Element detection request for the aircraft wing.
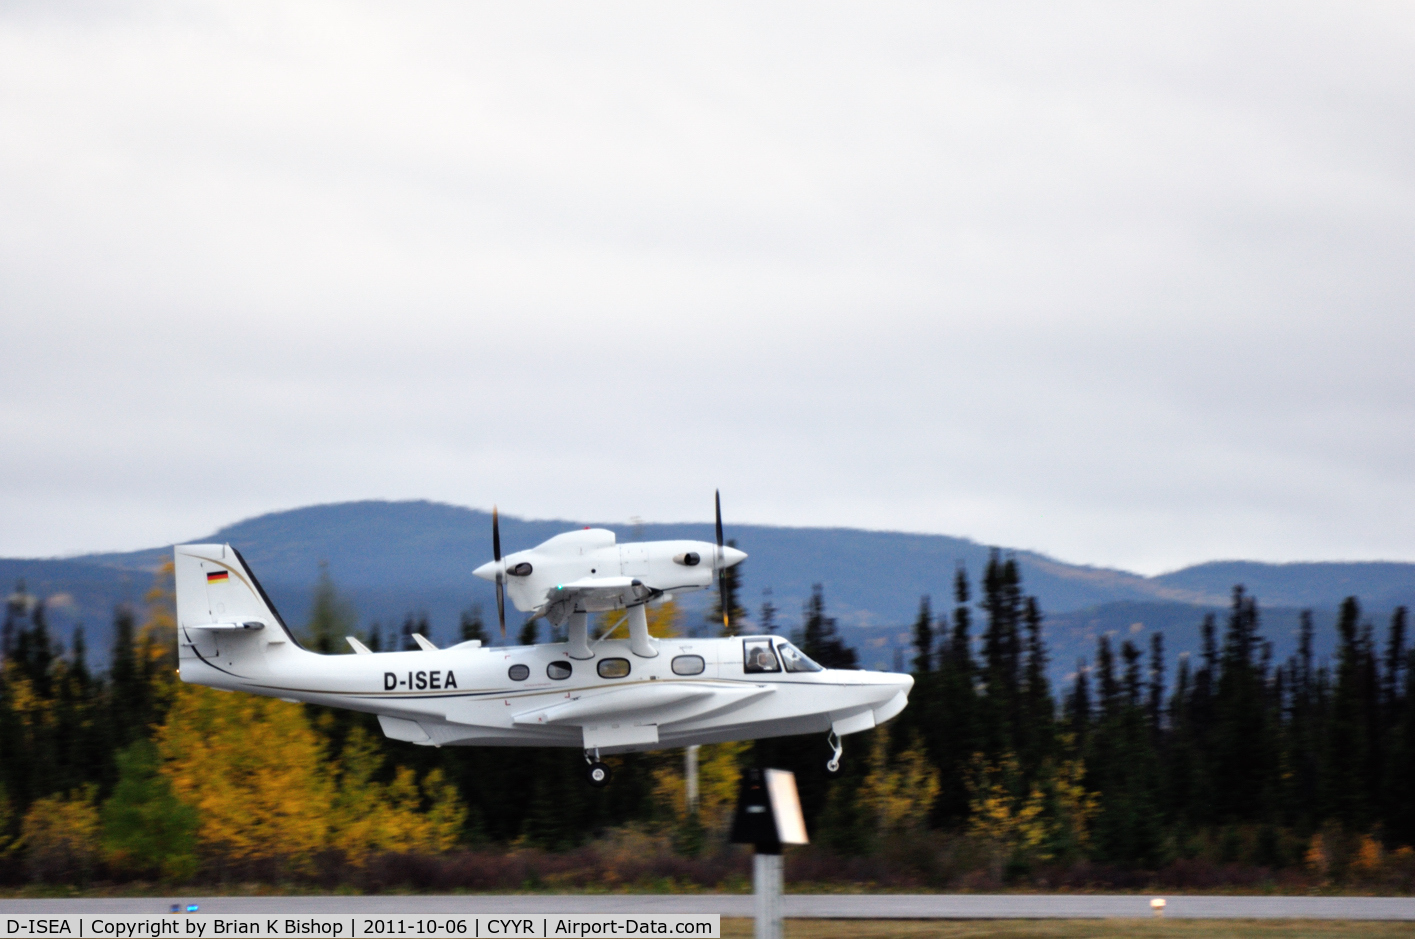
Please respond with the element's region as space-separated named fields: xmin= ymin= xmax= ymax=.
xmin=533 ymin=575 xmax=655 ymax=621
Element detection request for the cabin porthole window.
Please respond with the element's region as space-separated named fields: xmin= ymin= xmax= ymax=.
xmin=671 ymin=654 xmax=705 ymax=676
xmin=547 ymin=661 xmax=572 ymax=680
xmin=598 ymin=657 xmax=631 ymax=679
xmin=508 ymin=664 xmax=530 ymax=681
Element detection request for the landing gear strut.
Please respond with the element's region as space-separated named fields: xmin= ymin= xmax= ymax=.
xmin=585 ymin=748 xmax=612 ymax=788
xmin=824 ymin=730 xmax=843 ymax=777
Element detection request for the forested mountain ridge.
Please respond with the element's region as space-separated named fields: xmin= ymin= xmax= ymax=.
xmin=4 ymin=500 xmax=1414 ymax=675
xmin=6 ymin=542 xmax=1415 ymax=887
xmin=7 ymin=502 xmax=1415 ymax=887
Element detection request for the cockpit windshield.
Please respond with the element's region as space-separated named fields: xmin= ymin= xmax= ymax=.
xmin=777 ymin=641 xmax=823 ymax=673
xmin=743 ymin=638 xmax=780 ymax=673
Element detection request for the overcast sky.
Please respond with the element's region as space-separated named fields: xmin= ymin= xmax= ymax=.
xmin=1 ymin=2 xmax=1412 ymax=575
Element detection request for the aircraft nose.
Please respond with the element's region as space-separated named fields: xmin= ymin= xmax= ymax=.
xmin=472 ymin=560 xmax=500 ymax=582
xmin=720 ymin=545 xmax=747 ymax=568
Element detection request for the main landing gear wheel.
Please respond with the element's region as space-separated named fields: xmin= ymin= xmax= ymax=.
xmin=586 ymin=761 xmax=612 ymax=787
xmin=824 ymin=730 xmax=844 ymax=777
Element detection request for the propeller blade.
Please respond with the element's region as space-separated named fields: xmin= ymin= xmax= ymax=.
xmin=714 ymin=490 xmax=724 ymax=551
xmin=719 ymin=570 xmax=728 ymax=631
xmin=493 ymin=506 xmax=506 ymax=637
xmin=496 ymin=579 xmax=506 ymax=638
xmin=715 ymin=490 xmax=728 ymax=632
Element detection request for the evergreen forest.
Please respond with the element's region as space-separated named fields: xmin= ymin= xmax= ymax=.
xmin=3 ymin=550 xmax=1415 ymax=893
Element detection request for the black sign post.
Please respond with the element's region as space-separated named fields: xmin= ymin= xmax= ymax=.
xmin=731 ymin=768 xmax=808 ymax=939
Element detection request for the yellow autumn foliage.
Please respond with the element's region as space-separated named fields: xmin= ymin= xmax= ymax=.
xmin=857 ymin=727 xmax=940 ymax=835
xmin=141 ymin=561 xmax=180 ymax=713
xmin=158 ymin=684 xmax=333 ymax=869
xmin=20 ymin=785 xmax=101 ymax=882
xmin=1352 ymin=833 xmax=1384 ymax=878
xmin=142 ymin=560 xmax=178 ymax=658
xmin=0 ymin=782 xmax=13 ymax=857
xmin=967 ymin=753 xmax=1047 ymax=858
xmin=596 ymin=600 xmax=682 ymax=640
xmin=652 ymin=740 xmax=748 ymax=838
xmin=3 ymin=665 xmax=51 ymax=747
xmin=966 ymin=751 xmax=1096 ymax=866
xmin=328 ymin=726 xmax=465 ymax=862
xmin=157 ymin=684 xmax=465 ymax=870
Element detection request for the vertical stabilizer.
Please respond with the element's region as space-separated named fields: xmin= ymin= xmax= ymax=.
xmin=173 ymin=544 xmax=304 ymax=679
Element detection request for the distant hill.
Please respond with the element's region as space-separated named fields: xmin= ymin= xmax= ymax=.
xmin=3 ymin=500 xmax=1411 ymax=685
xmin=1151 ymin=560 xmax=1415 ymax=612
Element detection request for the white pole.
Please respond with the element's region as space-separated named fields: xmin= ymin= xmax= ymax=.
xmin=686 ymin=745 xmax=700 ymax=814
xmin=753 ymin=853 xmax=783 ymax=939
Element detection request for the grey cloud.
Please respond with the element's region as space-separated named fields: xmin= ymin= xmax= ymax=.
xmin=1 ymin=3 xmax=1412 ymax=573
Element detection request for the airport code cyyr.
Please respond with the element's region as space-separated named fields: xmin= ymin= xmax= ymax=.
xmin=0 ymin=916 xmax=720 ymax=939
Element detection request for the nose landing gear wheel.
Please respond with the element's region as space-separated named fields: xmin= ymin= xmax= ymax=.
xmin=586 ymin=761 xmax=612 ymax=787
xmin=824 ymin=730 xmax=844 ymax=777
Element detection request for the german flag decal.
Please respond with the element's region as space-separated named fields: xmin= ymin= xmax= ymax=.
xmin=206 ymin=570 xmax=230 ymax=584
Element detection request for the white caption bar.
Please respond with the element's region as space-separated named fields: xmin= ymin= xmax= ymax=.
xmin=0 ymin=916 xmax=719 ymax=939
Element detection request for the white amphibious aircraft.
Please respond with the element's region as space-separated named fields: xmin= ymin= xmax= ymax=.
xmin=174 ymin=495 xmax=913 ymax=785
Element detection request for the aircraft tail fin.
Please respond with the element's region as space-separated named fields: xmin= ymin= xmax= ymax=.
xmin=174 ymin=544 xmax=305 ymax=678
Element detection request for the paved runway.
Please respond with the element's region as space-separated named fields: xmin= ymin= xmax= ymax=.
xmin=3 ymin=894 xmax=1414 ymax=919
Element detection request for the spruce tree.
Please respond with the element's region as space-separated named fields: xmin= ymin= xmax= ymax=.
xmin=1323 ymin=596 xmax=1372 ymax=826
xmin=929 ymin=565 xmax=977 ymax=825
xmin=1147 ymin=632 xmax=1165 ymax=735
xmin=1387 ymin=648 xmax=1415 ymax=846
xmin=895 ymin=595 xmax=936 ymax=773
xmin=401 ymin=612 xmax=432 ymax=650
xmin=1386 ymin=608 xmax=1408 ymax=716
xmin=911 ymin=596 xmax=934 ymax=674
xmin=1212 ymin=586 xmax=1269 ymax=822
xmin=1087 ymin=635 xmax=1163 ymax=866
xmin=759 ymin=589 xmax=777 ymax=636
xmin=1097 ymin=635 xmax=1118 ymax=715
xmin=1283 ymin=610 xmax=1320 ymax=828
xmin=1164 ymin=653 xmax=1196 ymax=825
xmin=1020 ymin=596 xmax=1053 ymax=776
xmin=798 ymin=585 xmax=856 ymax=669
xmin=108 ymin=605 xmax=143 ymax=748
xmin=1 ymin=579 xmax=26 ymax=662
xmin=1383 ymin=608 xmax=1411 ymax=836
xmin=460 ymin=606 xmax=488 ymax=644
xmin=306 ymin=563 xmax=356 ymax=654
xmin=14 ymin=600 xmax=53 ymax=696
xmin=978 ymin=551 xmax=1023 ymax=761
xmin=1065 ymin=659 xmax=1091 ymax=751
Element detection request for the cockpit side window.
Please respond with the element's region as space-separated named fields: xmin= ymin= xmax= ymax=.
xmin=777 ymin=641 xmax=824 ymax=673
xmin=743 ymin=638 xmax=781 ymax=673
